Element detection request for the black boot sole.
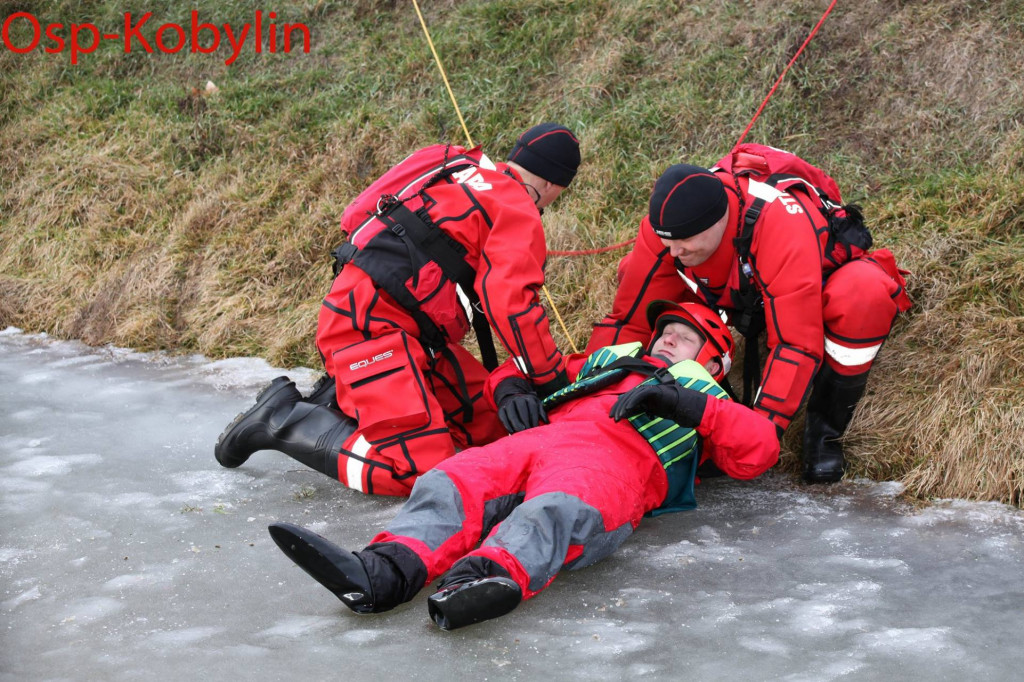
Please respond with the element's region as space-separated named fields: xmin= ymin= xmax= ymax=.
xmin=803 ymin=467 xmax=844 ymax=484
xmin=268 ymin=522 xmax=377 ymax=614
xmin=214 ymin=377 xmax=297 ymax=468
xmin=427 ymin=576 xmax=522 ymax=631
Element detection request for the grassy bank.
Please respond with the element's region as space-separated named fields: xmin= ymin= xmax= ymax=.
xmin=2 ymin=0 xmax=1022 ymax=505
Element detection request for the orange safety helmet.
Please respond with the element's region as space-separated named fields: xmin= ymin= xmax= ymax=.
xmin=646 ymin=300 xmax=734 ymax=382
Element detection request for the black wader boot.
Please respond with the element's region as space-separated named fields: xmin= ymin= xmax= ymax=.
xmin=427 ymin=557 xmax=523 ymax=631
xmin=268 ymin=523 xmax=426 ymax=614
xmin=802 ymin=365 xmax=869 ymax=484
xmin=303 ymin=373 xmax=338 ymax=408
xmin=214 ymin=377 xmax=355 ymax=474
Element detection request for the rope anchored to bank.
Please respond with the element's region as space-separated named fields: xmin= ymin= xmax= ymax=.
xmin=411 ymin=0 xmax=580 ymax=351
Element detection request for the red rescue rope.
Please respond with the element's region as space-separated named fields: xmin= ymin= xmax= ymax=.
xmin=548 ymin=238 xmax=636 ymax=257
xmin=550 ymin=0 xmax=837 ymax=258
xmin=734 ymin=0 xmax=838 ymax=148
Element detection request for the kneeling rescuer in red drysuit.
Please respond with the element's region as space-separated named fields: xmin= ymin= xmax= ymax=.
xmin=268 ymin=301 xmax=780 ymax=631
xmin=588 ymin=146 xmax=912 ymax=483
xmin=215 ymin=123 xmax=581 ymax=496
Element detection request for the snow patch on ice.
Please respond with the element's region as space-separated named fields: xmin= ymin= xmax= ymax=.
xmin=910 ymin=500 xmax=1024 ymax=529
xmin=103 ymin=567 xmax=177 ymax=592
xmin=145 ymin=626 xmax=225 ymax=647
xmin=2 ymin=585 xmax=42 ymax=610
xmin=553 ymin=618 xmax=654 ymax=656
xmin=62 ymin=596 xmax=125 ymax=622
xmin=854 ymin=626 xmax=958 ymax=654
xmin=170 ymin=470 xmax=248 ymax=497
xmin=0 ymin=476 xmax=52 ymax=494
xmin=737 ymin=635 xmax=790 ymax=655
xmin=260 ymin=615 xmax=339 ymax=638
xmin=196 ymin=357 xmax=320 ymax=393
xmin=104 ymin=491 xmax=173 ymax=510
xmin=782 ymin=659 xmax=867 ymax=682
xmin=819 ymin=527 xmax=855 ymax=550
xmin=48 ymin=355 xmax=109 ymax=368
xmin=7 ymin=408 xmax=49 ymax=421
xmin=4 ymin=453 xmax=103 ymax=478
xmin=787 ymin=600 xmax=839 ymax=633
xmin=847 ymin=479 xmax=906 ymax=497
xmin=822 ymin=555 xmax=909 ymax=573
xmin=342 ymin=628 xmax=385 ymax=644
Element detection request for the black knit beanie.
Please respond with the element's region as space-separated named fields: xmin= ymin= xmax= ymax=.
xmin=648 ymin=164 xmax=728 ymax=239
xmin=508 ymin=123 xmax=581 ymax=187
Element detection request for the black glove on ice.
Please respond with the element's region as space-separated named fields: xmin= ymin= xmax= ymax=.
xmin=610 ymin=383 xmax=708 ymax=427
xmin=493 ymin=377 xmax=549 ymax=434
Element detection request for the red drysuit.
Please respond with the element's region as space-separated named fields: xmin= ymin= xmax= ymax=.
xmin=587 ymin=171 xmax=911 ymax=432
xmin=317 ymin=145 xmax=566 ymax=496
xmin=369 ymin=351 xmax=779 ymax=600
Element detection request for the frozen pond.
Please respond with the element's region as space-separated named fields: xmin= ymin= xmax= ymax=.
xmin=2 ymin=328 xmax=1022 ymax=681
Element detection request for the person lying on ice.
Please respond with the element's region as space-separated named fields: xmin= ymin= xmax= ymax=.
xmin=268 ymin=300 xmax=780 ymax=631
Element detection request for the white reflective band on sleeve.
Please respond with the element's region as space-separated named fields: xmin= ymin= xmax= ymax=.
xmin=478 ymin=153 xmax=496 ymax=171
xmin=677 ymin=270 xmax=700 ymax=294
xmin=512 ymin=356 xmax=528 ymax=375
xmin=824 ymin=338 xmax=882 ymax=366
xmin=346 ymin=436 xmax=370 ymax=493
xmin=746 ymin=179 xmax=785 ymax=203
xmin=455 ymin=284 xmax=474 ymax=324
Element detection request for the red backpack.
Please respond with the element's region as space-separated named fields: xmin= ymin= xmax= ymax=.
xmin=711 ymin=143 xmax=874 ymax=404
xmin=341 ymin=144 xmax=491 ymax=240
xmin=712 ymin=142 xmax=873 ymax=271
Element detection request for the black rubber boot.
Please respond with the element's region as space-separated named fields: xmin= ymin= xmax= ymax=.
xmin=427 ymin=558 xmax=522 ymax=630
xmin=801 ymin=366 xmax=869 ymax=484
xmin=303 ymin=373 xmax=338 ymax=408
xmin=214 ymin=376 xmax=355 ymax=472
xmin=268 ymin=524 xmax=426 ymax=614
xmin=268 ymin=523 xmax=377 ymax=613
xmin=428 ymin=577 xmax=523 ymax=631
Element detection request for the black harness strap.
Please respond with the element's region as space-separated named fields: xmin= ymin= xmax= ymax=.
xmin=332 ymin=197 xmax=499 ymax=371
xmin=383 ymin=202 xmax=499 ymax=372
xmin=729 ymin=173 xmax=768 ymax=407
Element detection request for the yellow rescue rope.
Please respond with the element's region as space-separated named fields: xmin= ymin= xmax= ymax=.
xmin=410 ymin=0 xmax=580 ymax=353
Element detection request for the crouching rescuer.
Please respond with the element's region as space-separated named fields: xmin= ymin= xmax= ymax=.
xmin=588 ymin=144 xmax=912 ymax=483
xmin=214 ymin=123 xmax=582 ymax=495
xmin=267 ymin=301 xmax=779 ymax=630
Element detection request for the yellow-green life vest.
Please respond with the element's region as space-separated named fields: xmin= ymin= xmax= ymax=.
xmin=543 ymin=342 xmax=730 ymax=515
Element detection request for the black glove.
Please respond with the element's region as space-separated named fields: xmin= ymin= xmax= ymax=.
xmin=610 ymin=383 xmax=708 ymax=427
xmin=493 ymin=377 xmax=549 ymax=434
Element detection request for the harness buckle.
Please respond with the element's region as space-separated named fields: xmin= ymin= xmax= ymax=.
xmin=653 ymin=367 xmax=675 ymax=384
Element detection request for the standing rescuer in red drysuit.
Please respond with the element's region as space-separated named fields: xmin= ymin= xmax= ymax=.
xmin=586 ymin=145 xmax=912 ymax=483
xmin=214 ymin=123 xmax=581 ymax=495
xmin=267 ymin=301 xmax=780 ymax=631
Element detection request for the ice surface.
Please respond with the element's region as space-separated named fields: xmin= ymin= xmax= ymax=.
xmin=2 ymin=329 xmax=1023 ymax=681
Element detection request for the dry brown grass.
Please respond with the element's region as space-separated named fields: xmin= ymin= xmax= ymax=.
xmin=1 ymin=0 xmax=1023 ymax=505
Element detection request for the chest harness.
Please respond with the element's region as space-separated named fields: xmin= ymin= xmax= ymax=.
xmin=678 ymin=173 xmax=872 ymax=406
xmin=331 ymin=163 xmax=500 ymax=373
xmin=543 ymin=342 xmax=730 ymax=515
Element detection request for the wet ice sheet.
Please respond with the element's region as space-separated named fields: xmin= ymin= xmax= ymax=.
xmin=2 ymin=328 xmax=1023 ymax=681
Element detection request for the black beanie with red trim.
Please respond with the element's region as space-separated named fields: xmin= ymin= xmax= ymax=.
xmin=648 ymin=164 xmax=728 ymax=239
xmin=508 ymin=123 xmax=581 ymax=187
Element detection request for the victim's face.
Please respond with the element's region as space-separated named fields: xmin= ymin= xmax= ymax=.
xmin=650 ymin=321 xmax=705 ymax=364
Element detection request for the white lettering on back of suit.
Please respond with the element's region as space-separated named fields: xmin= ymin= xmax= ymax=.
xmin=349 ymin=350 xmax=394 ymax=371
xmin=451 ymin=167 xmax=492 ymax=191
